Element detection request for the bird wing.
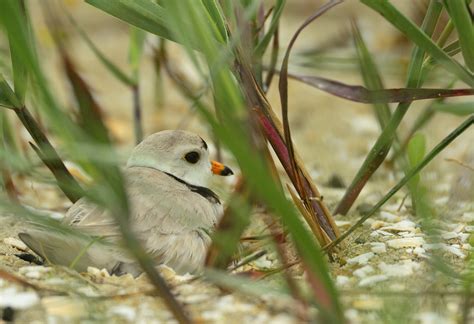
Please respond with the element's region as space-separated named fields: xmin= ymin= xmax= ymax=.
xmin=62 ymin=197 xmax=121 ymax=238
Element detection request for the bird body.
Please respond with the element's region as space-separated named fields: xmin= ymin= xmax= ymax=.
xmin=19 ymin=130 xmax=233 ymax=276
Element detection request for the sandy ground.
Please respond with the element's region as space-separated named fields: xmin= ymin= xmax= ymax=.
xmin=1 ymin=1 xmax=474 ymax=323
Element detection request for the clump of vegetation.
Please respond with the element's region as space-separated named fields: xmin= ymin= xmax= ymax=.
xmin=0 ymin=0 xmax=473 ymax=322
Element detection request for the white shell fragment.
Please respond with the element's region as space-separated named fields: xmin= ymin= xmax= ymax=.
xmin=462 ymin=212 xmax=474 ymax=222
xmin=441 ymin=231 xmax=459 ymax=240
xmin=380 ymin=220 xmax=417 ymax=233
xmin=108 ymin=305 xmax=137 ymax=321
xmin=370 ymin=242 xmax=386 ymax=254
xmin=359 ymin=275 xmax=388 ymax=287
xmin=378 ymin=260 xmax=421 ymax=277
xmin=0 ymin=287 xmax=39 ymax=309
xmin=3 ymin=237 xmax=28 ymax=251
xmin=336 ymin=275 xmax=350 ymax=286
xmin=445 ymin=245 xmax=466 ymax=258
xmin=380 ymin=211 xmax=399 ymax=222
xmin=347 ymin=252 xmax=375 ymax=266
xmin=353 ymin=265 xmax=374 ymax=278
xmin=387 ymin=237 xmax=425 ymax=249
xmin=19 ymin=266 xmax=51 ymax=279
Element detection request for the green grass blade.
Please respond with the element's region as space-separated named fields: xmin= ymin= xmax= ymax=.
xmin=161 ymin=0 xmax=343 ymax=318
xmin=361 ymin=0 xmax=474 ymax=87
xmin=352 ymin=20 xmax=391 ymax=128
xmin=444 ymin=0 xmax=474 ymax=71
xmin=8 ymin=1 xmax=28 ymax=105
xmin=129 ymin=26 xmax=146 ymax=82
xmin=86 ymin=0 xmax=175 ymax=42
xmin=254 ymin=0 xmax=286 ymax=57
xmin=432 ymin=101 xmax=474 ymax=115
xmin=335 ymin=0 xmax=443 ymax=215
xmin=0 ymin=74 xmax=21 ymax=108
xmin=66 ymin=13 xmax=135 ymax=86
xmin=407 ymin=133 xmax=426 ymax=188
xmin=202 ymin=0 xmax=227 ymax=43
xmin=327 ymin=115 xmax=474 ymax=251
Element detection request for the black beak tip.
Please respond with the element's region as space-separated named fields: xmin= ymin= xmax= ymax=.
xmin=221 ymin=166 xmax=234 ymax=176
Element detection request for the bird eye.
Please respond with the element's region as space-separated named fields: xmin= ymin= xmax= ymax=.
xmin=184 ymin=151 xmax=200 ymax=164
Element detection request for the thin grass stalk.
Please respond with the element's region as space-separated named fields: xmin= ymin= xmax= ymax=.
xmin=361 ymin=0 xmax=474 ymax=87
xmin=334 ymin=0 xmax=443 ymax=215
xmin=263 ymin=24 xmax=279 ymax=92
xmin=444 ymin=0 xmax=474 ymax=71
xmin=132 ymin=84 xmax=143 ymax=144
xmin=326 ymin=115 xmax=474 ymax=251
xmin=351 ymin=20 xmax=391 ymax=129
xmin=279 ymin=0 xmax=342 ymax=200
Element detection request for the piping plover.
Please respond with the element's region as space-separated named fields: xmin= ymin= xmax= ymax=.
xmin=19 ymin=130 xmax=233 ymax=276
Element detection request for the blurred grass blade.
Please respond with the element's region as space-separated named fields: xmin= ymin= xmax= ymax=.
xmin=161 ymin=0 xmax=342 ymax=318
xmin=432 ymin=101 xmax=474 ymax=115
xmin=129 ymin=27 xmax=146 ymax=82
xmin=206 ymin=190 xmax=251 ymax=269
xmin=67 ymin=12 xmax=135 ymax=86
xmin=0 ymin=0 xmax=80 ymax=145
xmin=201 ymin=0 xmax=227 ymax=43
xmin=128 ymin=27 xmax=145 ymax=143
xmin=335 ymin=0 xmax=443 ymax=215
xmin=361 ymin=0 xmax=474 ymax=87
xmin=326 ymin=115 xmax=474 ymax=251
xmin=351 ymin=20 xmax=391 ymax=128
xmin=288 ymin=73 xmax=474 ymax=103
xmin=62 ymin=55 xmax=109 ymax=143
xmin=407 ymin=133 xmax=426 ymax=188
xmin=277 ymin=0 xmax=342 ymax=245
xmin=0 ymin=74 xmax=21 ymax=108
xmin=0 ymin=74 xmax=84 ymax=202
xmin=444 ymin=0 xmax=474 ymax=71
xmin=8 ymin=0 xmax=28 ymax=105
xmin=85 ymin=0 xmax=176 ymax=44
xmin=28 ymin=142 xmax=84 ymax=203
xmin=254 ymin=0 xmax=285 ymax=57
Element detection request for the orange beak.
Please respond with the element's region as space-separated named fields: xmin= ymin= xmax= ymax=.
xmin=211 ymin=160 xmax=234 ymax=176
